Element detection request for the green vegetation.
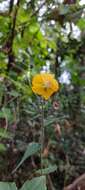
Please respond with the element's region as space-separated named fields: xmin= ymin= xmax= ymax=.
xmin=0 ymin=0 xmax=85 ymax=189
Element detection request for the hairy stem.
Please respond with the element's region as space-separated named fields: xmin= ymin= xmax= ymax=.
xmin=40 ymin=99 xmax=44 ymax=175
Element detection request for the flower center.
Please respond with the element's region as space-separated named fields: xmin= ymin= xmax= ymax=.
xmin=43 ymin=81 xmax=51 ymax=90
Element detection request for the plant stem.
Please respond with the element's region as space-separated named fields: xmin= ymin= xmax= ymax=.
xmin=40 ymin=99 xmax=44 ymax=175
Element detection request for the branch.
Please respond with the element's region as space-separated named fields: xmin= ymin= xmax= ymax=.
xmin=64 ymin=173 xmax=85 ymax=190
xmin=9 ymin=0 xmax=14 ymax=14
xmin=7 ymin=0 xmax=20 ymax=71
xmin=9 ymin=0 xmax=20 ymax=50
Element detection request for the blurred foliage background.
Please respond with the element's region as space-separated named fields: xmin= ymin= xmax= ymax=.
xmin=0 ymin=0 xmax=85 ymax=189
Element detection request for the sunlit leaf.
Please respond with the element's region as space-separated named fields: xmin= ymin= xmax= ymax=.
xmin=12 ymin=142 xmax=41 ymax=173
xmin=36 ymin=165 xmax=57 ymax=175
xmin=20 ymin=176 xmax=47 ymax=190
xmin=0 ymin=182 xmax=17 ymax=190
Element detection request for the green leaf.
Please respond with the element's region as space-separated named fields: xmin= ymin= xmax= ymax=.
xmin=0 ymin=108 xmax=13 ymax=122
xmin=80 ymin=79 xmax=85 ymax=86
xmin=0 ymin=177 xmax=47 ymax=190
xmin=77 ymin=18 xmax=85 ymax=29
xmin=20 ymin=176 xmax=47 ymax=190
xmin=12 ymin=142 xmax=40 ymax=173
xmin=0 ymin=143 xmax=6 ymax=152
xmin=36 ymin=165 xmax=57 ymax=175
xmin=7 ymin=90 xmax=20 ymax=97
xmin=17 ymin=7 xmax=29 ymax=23
xmin=0 ymin=182 xmax=17 ymax=190
xmin=29 ymin=23 xmax=39 ymax=34
xmin=0 ymin=129 xmax=12 ymax=139
xmin=44 ymin=117 xmax=57 ymax=126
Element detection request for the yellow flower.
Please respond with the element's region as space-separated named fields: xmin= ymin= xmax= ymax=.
xmin=32 ymin=73 xmax=59 ymax=100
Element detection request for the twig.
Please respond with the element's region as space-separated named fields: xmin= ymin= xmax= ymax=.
xmin=48 ymin=175 xmax=56 ymax=190
xmin=64 ymin=173 xmax=85 ymax=190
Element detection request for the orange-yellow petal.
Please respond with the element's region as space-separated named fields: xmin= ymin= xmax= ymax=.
xmin=32 ymin=74 xmax=43 ymax=86
xmin=41 ymin=88 xmax=55 ymax=100
xmin=51 ymin=79 xmax=59 ymax=92
xmin=32 ymin=73 xmax=59 ymax=100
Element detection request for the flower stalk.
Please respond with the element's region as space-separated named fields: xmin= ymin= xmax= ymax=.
xmin=40 ymin=99 xmax=44 ymax=175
